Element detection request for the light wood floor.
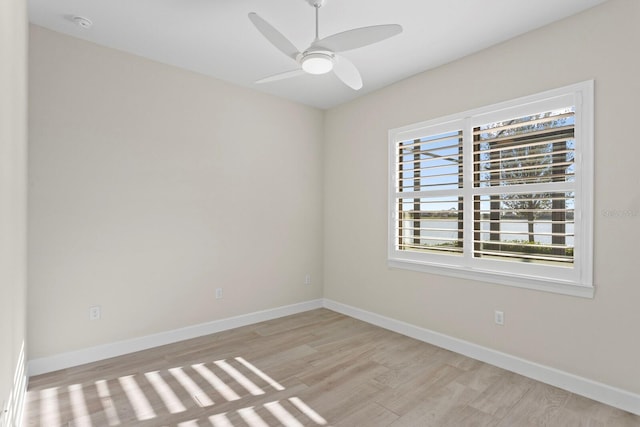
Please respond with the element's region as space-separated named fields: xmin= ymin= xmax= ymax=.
xmin=24 ymin=309 xmax=639 ymax=426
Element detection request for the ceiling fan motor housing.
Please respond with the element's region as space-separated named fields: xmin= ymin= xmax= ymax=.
xmin=300 ymin=51 xmax=334 ymax=74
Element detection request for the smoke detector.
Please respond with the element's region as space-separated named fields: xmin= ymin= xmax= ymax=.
xmin=72 ymin=16 xmax=93 ymax=29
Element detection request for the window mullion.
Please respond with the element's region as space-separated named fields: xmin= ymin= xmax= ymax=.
xmin=463 ymin=117 xmax=474 ymax=266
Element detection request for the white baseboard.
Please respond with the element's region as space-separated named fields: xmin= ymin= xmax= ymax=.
xmin=28 ymin=299 xmax=323 ymax=377
xmin=323 ymin=299 xmax=640 ymax=416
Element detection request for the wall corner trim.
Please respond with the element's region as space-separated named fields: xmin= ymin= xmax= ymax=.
xmin=28 ymin=299 xmax=323 ymax=377
xmin=322 ymin=299 xmax=640 ymax=416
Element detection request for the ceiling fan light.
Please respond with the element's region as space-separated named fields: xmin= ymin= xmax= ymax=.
xmin=301 ymin=53 xmax=334 ymax=75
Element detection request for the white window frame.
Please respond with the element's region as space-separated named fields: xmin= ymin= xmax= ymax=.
xmin=388 ymin=81 xmax=594 ymax=298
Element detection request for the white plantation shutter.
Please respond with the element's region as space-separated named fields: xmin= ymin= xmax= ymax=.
xmin=472 ymin=107 xmax=576 ymax=265
xmin=396 ymin=129 xmax=464 ymax=255
xmin=388 ymin=81 xmax=594 ymax=297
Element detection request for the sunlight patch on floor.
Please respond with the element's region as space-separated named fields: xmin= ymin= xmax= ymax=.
xmin=192 ymin=363 xmax=241 ymax=402
xmin=145 ymin=370 xmax=187 ymax=413
xmin=39 ymin=386 xmax=60 ymax=426
xmin=95 ymin=379 xmax=121 ymax=425
xmin=289 ymin=396 xmax=327 ymax=425
xmin=35 ymin=356 xmax=328 ymax=426
xmin=68 ymin=384 xmax=92 ymax=426
xmin=238 ymin=406 xmax=270 ymax=427
xmin=209 ymin=412 xmax=234 ymax=427
xmin=236 ymin=357 xmax=285 ymax=391
xmin=118 ymin=375 xmax=156 ymax=420
xmin=169 ymin=367 xmax=214 ymax=407
xmin=214 ymin=360 xmax=264 ymax=396
xmin=264 ymin=400 xmax=304 ymax=427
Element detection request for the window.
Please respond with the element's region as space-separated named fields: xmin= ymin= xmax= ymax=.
xmin=388 ymin=81 xmax=594 ymax=297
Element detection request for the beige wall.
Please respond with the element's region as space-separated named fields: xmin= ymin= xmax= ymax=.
xmin=28 ymin=26 xmax=324 ymax=358
xmin=0 ymin=0 xmax=28 ymax=419
xmin=324 ymin=0 xmax=640 ymax=394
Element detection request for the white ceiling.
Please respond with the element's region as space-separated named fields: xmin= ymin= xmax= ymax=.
xmin=28 ymin=0 xmax=607 ymax=110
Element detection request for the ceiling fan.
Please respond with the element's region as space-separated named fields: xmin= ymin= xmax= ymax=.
xmin=248 ymin=0 xmax=403 ymax=90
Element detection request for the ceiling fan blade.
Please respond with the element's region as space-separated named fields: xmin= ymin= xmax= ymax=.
xmin=333 ymin=55 xmax=363 ymax=90
xmin=248 ymin=12 xmax=300 ymax=60
xmin=313 ymin=24 xmax=402 ymax=53
xmin=255 ymin=69 xmax=306 ymax=84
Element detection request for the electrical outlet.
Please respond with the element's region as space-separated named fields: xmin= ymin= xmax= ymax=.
xmin=304 ymin=274 xmax=311 ymax=285
xmin=89 ymin=306 xmax=101 ymax=321
xmin=215 ymin=288 xmax=223 ymax=299
xmin=494 ymin=310 xmax=504 ymax=325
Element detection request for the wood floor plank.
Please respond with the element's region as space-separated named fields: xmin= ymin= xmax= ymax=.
xmin=24 ymin=309 xmax=640 ymax=426
xmin=453 ymin=362 xmax=506 ymax=393
xmin=495 ymin=382 xmax=569 ymax=426
xmin=301 ymin=381 xmax=384 ymax=423
xmin=468 ymin=370 xmax=536 ymax=419
xmin=387 ymin=381 xmax=481 ymax=427
xmin=559 ymin=392 xmax=619 ymax=425
xmin=375 ymin=362 xmax=466 ymax=415
xmin=334 ymin=401 xmax=399 ymax=427
xmin=439 ymin=404 xmax=502 ymax=427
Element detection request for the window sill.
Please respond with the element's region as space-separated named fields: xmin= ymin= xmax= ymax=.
xmin=388 ymin=258 xmax=594 ymax=298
